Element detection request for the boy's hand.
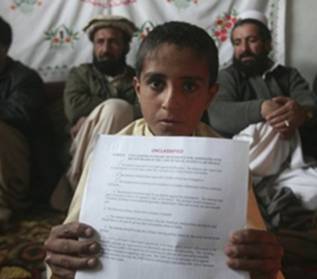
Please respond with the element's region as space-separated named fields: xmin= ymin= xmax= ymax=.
xmin=44 ymin=222 xmax=100 ymax=279
xmin=225 ymin=229 xmax=283 ymax=279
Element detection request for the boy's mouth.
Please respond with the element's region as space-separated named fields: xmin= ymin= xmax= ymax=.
xmin=159 ymin=119 xmax=184 ymax=131
xmin=159 ymin=118 xmax=182 ymax=125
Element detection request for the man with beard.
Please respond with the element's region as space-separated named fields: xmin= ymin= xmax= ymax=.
xmin=208 ymin=10 xmax=317 ymax=158
xmin=208 ymin=11 xmax=317 ymax=276
xmin=53 ymin=15 xmax=139 ymax=208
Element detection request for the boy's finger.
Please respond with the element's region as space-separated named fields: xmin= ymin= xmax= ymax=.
xmin=50 ymin=222 xmax=95 ymax=239
xmin=227 ymin=257 xmax=281 ymax=273
xmin=45 ymin=238 xmax=100 ymax=255
xmin=45 ymin=252 xmax=98 ymax=271
xmin=225 ymin=243 xmax=283 ymax=259
xmin=230 ymin=229 xmax=279 ymax=245
xmin=50 ymin=264 xmax=76 ymax=279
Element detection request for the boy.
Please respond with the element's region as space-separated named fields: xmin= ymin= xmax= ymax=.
xmin=45 ymin=21 xmax=283 ymax=279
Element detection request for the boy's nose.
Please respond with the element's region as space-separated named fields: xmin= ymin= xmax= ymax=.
xmin=161 ymin=87 xmax=181 ymax=110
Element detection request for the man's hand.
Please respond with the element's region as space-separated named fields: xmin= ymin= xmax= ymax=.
xmin=225 ymin=229 xmax=283 ymax=279
xmin=265 ymin=97 xmax=306 ymax=138
xmin=70 ymin=117 xmax=87 ymax=139
xmin=45 ymin=222 xmax=100 ymax=279
xmin=261 ymin=100 xmax=282 ymax=119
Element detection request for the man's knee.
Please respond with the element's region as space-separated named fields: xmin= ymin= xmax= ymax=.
xmin=100 ymin=99 xmax=133 ymax=119
xmin=0 ymin=121 xmax=29 ymax=156
xmin=0 ymin=121 xmax=30 ymax=219
xmin=87 ymin=99 xmax=134 ymax=125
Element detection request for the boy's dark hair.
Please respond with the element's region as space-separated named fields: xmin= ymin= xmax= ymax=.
xmin=0 ymin=17 xmax=12 ymax=50
xmin=230 ymin=18 xmax=271 ymax=43
xmin=135 ymin=21 xmax=219 ymax=85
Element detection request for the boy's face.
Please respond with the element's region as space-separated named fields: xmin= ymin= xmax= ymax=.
xmin=134 ymin=43 xmax=218 ymax=136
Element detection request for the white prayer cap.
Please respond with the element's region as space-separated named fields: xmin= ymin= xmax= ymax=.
xmin=238 ymin=10 xmax=268 ymax=26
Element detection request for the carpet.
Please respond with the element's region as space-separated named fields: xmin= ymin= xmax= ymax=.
xmin=0 ymin=207 xmax=65 ymax=279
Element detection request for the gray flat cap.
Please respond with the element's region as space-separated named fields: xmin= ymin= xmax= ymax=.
xmin=83 ymin=14 xmax=137 ymax=41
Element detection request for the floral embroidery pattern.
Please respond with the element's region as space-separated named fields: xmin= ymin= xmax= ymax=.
xmin=80 ymin=0 xmax=137 ymax=8
xmin=209 ymin=10 xmax=238 ymax=46
xmin=44 ymin=25 xmax=79 ymax=48
xmin=38 ymin=64 xmax=69 ymax=78
xmin=10 ymin=0 xmax=42 ymax=13
xmin=135 ymin=21 xmax=155 ymax=40
xmin=166 ymin=0 xmax=199 ymax=9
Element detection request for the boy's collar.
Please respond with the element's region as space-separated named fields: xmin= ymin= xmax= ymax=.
xmin=144 ymin=122 xmax=198 ymax=137
xmin=144 ymin=124 xmax=154 ymax=136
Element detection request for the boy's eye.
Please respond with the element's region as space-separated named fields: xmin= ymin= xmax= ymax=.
xmin=183 ymin=80 xmax=197 ymax=93
xmin=148 ymin=78 xmax=165 ymax=91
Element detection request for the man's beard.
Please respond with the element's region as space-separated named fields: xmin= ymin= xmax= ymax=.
xmin=93 ymin=53 xmax=126 ymax=76
xmin=233 ymin=51 xmax=270 ymax=77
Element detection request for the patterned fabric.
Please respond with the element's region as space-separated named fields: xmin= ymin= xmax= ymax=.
xmin=0 ymin=0 xmax=285 ymax=81
xmin=0 ymin=207 xmax=65 ymax=279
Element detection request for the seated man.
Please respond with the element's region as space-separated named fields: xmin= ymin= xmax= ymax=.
xmin=45 ymin=21 xmax=284 ymax=279
xmin=52 ymin=15 xmax=140 ymax=209
xmin=0 ymin=17 xmax=58 ymax=228
xmin=208 ymin=10 xmax=317 ymax=268
xmin=208 ymin=10 xmax=317 ymax=158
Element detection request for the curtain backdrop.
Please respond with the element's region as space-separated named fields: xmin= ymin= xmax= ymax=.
xmin=0 ymin=0 xmax=286 ymax=82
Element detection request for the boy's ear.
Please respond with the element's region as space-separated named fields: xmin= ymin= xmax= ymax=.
xmin=133 ymin=77 xmax=141 ymax=98
xmin=206 ymin=83 xmax=219 ymax=108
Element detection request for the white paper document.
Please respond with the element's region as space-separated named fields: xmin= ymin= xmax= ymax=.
xmin=77 ymin=135 xmax=250 ymax=279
